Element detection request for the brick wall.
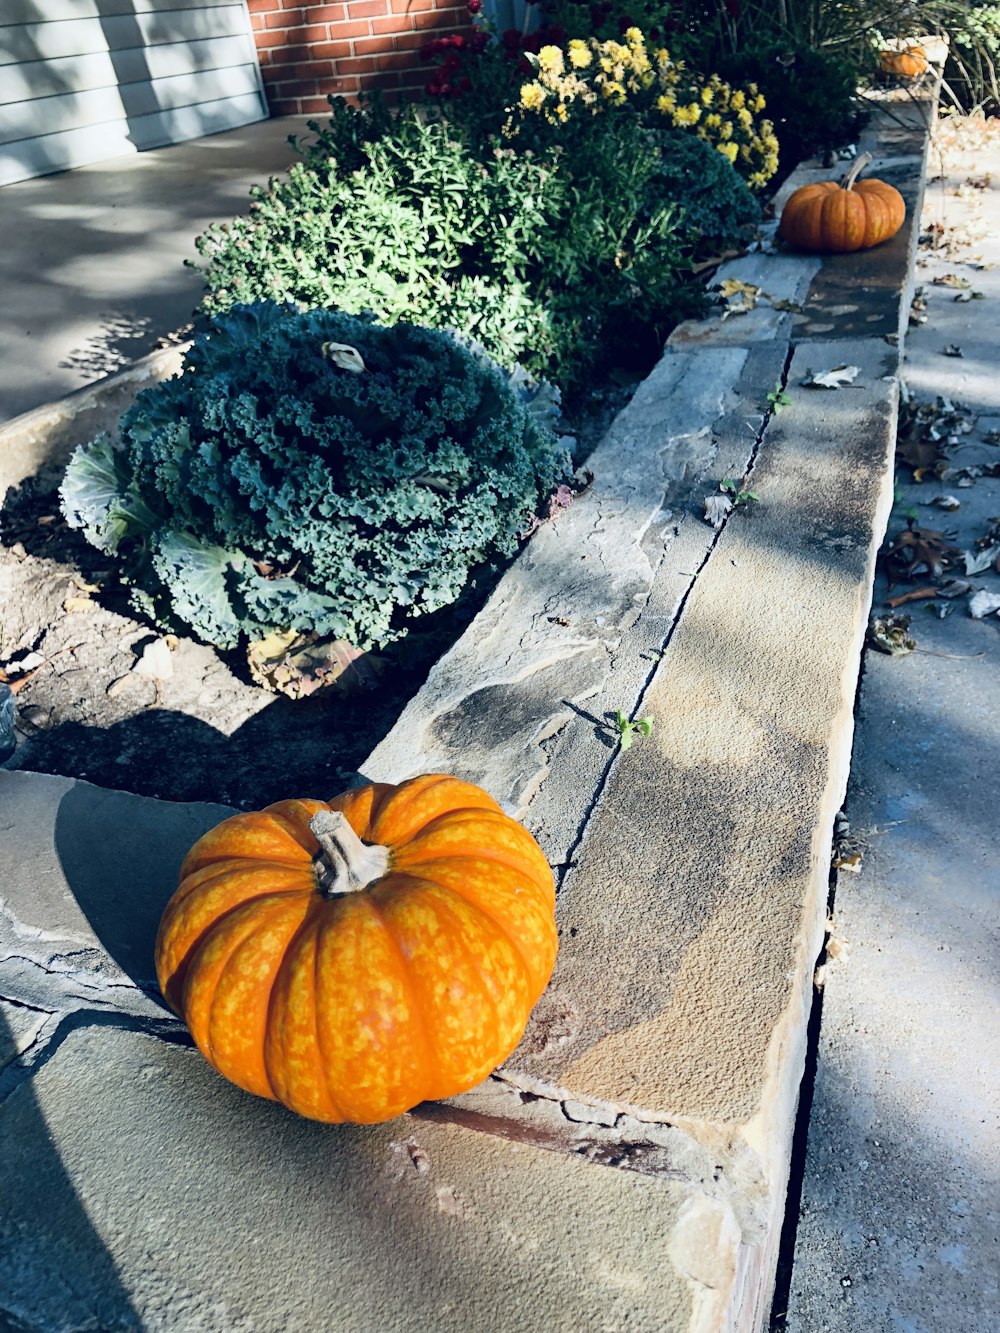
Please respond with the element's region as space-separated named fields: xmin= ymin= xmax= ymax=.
xmin=248 ymin=0 xmax=473 ymax=115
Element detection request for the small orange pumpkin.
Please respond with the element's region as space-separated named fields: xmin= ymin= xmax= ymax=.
xmin=154 ymin=773 xmax=558 ymax=1124
xmin=778 ymin=152 xmax=906 ymax=253
xmin=879 ymin=46 xmax=928 ymax=78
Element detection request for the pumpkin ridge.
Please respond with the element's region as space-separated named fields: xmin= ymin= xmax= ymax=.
xmin=397 ymin=879 xmax=528 ymax=1089
xmin=304 ymin=907 xmax=348 ymax=1121
xmin=159 ymin=880 xmax=312 ymax=1010
xmin=166 ymin=859 xmax=310 ymax=916
xmin=259 ymin=802 xmax=330 ymax=855
xmin=395 ymin=841 xmax=554 ymax=898
xmin=364 ymin=890 xmax=439 ymax=1095
xmin=385 ymin=862 xmax=544 ymax=986
xmin=205 ymin=897 xmax=308 ymax=1096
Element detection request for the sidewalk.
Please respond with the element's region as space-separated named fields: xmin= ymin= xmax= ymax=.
xmin=0 ymin=115 xmax=311 ymax=423
xmin=784 ymin=117 xmax=1000 ymax=1332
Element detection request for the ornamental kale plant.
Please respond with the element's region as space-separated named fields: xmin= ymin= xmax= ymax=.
xmin=60 ymin=303 xmax=567 ymax=653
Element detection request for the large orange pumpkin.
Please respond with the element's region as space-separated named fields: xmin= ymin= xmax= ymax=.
xmin=154 ymin=774 xmax=558 ymax=1124
xmin=778 ymin=152 xmax=905 ymax=253
xmin=879 ymin=46 xmax=928 ymax=78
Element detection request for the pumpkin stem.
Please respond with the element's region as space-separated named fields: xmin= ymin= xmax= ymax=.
xmin=309 ymin=810 xmax=390 ymax=897
xmin=841 ymin=151 xmax=874 ymax=191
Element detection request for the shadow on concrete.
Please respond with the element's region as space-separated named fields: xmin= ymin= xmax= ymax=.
xmin=783 ymin=1056 xmax=999 ymax=1331
xmin=0 ymin=1002 xmax=144 ymax=1332
xmin=52 ymin=779 xmax=229 ymax=995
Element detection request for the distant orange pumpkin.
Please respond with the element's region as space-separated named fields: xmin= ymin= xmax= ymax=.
xmin=879 ymin=46 xmax=928 ymax=78
xmin=778 ymin=152 xmax=906 ymax=253
xmin=155 ymin=774 xmax=558 ymax=1124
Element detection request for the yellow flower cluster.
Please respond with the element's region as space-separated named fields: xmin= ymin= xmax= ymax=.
xmin=654 ymin=65 xmax=777 ymax=188
xmin=515 ymin=27 xmax=779 ymax=188
xmin=517 ymin=28 xmax=655 ymax=124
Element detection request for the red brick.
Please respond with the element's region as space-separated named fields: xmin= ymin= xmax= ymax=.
xmin=308 ymin=3 xmax=347 ymax=19
xmin=327 ymin=19 xmax=372 ymax=37
xmin=346 ymin=0 xmax=390 ymax=17
xmin=410 ymin=9 xmax=468 ymax=29
xmin=279 ymin=0 xmax=308 ymax=9
xmin=311 ymin=39 xmax=355 ymax=59
xmin=391 ymin=0 xmax=437 ymax=11
xmin=248 ymin=0 xmax=282 ymax=12
xmin=255 ymin=27 xmax=309 ymax=48
xmin=271 ymin=76 xmax=327 ymax=95
xmin=335 ymin=56 xmax=379 ymax=73
xmin=265 ymin=9 xmax=308 ymax=27
xmin=348 ymin=35 xmax=392 ymax=54
xmin=364 ymin=70 xmax=404 ymax=89
xmin=273 ymin=59 xmax=337 ymax=79
xmin=265 ymin=44 xmax=322 ymax=66
xmin=371 ymin=14 xmax=413 ymax=33
xmin=392 ymin=31 xmax=427 ymax=49
xmin=302 ymin=23 xmax=334 ymax=42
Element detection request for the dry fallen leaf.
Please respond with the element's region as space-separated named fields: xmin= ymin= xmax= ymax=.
xmin=868 ymin=614 xmax=916 ymax=655
xmin=942 ymin=344 xmax=964 ymax=358
xmin=802 ymin=364 xmax=861 ymax=389
xmin=704 ymin=495 xmax=732 ymax=530
xmin=133 ymin=638 xmax=174 ymax=681
xmin=717 ymin=278 xmax=761 ymax=317
xmin=321 ymin=341 xmax=367 ymax=374
xmin=886 ymin=526 xmax=961 ymax=581
xmin=969 ymin=590 xmax=1000 ymax=619
xmin=62 ymin=596 xmax=95 ymax=614
xmin=963 ymin=543 xmax=1000 ymax=575
xmin=246 ymin=629 xmax=378 ymax=698
xmin=885 ymin=586 xmax=938 ymax=609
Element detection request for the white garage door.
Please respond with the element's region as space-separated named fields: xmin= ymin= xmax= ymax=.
xmin=0 ymin=0 xmax=268 ymax=187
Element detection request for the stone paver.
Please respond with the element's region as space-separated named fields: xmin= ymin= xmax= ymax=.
xmin=784 ymin=118 xmax=1000 ymax=1333
xmin=0 ymin=1025 xmax=718 ymax=1333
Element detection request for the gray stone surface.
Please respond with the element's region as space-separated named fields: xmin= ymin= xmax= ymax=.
xmin=0 ymin=115 xmax=311 ymax=424
xmin=785 ymin=116 xmax=1000 ymax=1333
xmin=0 ymin=1024 xmax=723 ymax=1333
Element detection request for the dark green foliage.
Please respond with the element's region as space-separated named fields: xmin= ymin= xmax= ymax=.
xmin=60 ymin=303 xmax=566 ymax=651
xmin=650 ymin=130 xmax=761 ymax=251
xmin=192 ymin=100 xmax=696 ymax=392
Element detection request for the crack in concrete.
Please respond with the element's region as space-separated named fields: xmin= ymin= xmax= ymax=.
xmin=0 ymin=1007 xmax=189 ymax=1108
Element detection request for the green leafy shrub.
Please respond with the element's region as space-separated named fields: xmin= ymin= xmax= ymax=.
xmin=192 ymin=99 xmax=696 ymax=392
xmin=60 ymin=303 xmax=567 ymax=652
xmin=647 ymin=130 xmax=761 ymax=251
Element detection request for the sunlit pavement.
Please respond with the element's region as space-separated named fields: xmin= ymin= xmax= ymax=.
xmin=784 ymin=117 xmax=1000 ymax=1332
xmin=0 ymin=115 xmax=313 ymax=423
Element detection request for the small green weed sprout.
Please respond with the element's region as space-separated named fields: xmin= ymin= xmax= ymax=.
xmin=720 ymin=478 xmax=761 ymax=509
xmin=767 ymin=381 xmax=791 ymax=414
xmin=613 ymin=710 xmax=654 ymax=751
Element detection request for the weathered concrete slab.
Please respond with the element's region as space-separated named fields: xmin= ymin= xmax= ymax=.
xmin=785 ymin=113 xmax=1000 ymax=1333
xmin=0 ymin=1024 xmax=728 ymax=1333
xmin=0 ymin=114 xmax=313 ymax=424
xmin=0 ymin=769 xmax=232 ymax=987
